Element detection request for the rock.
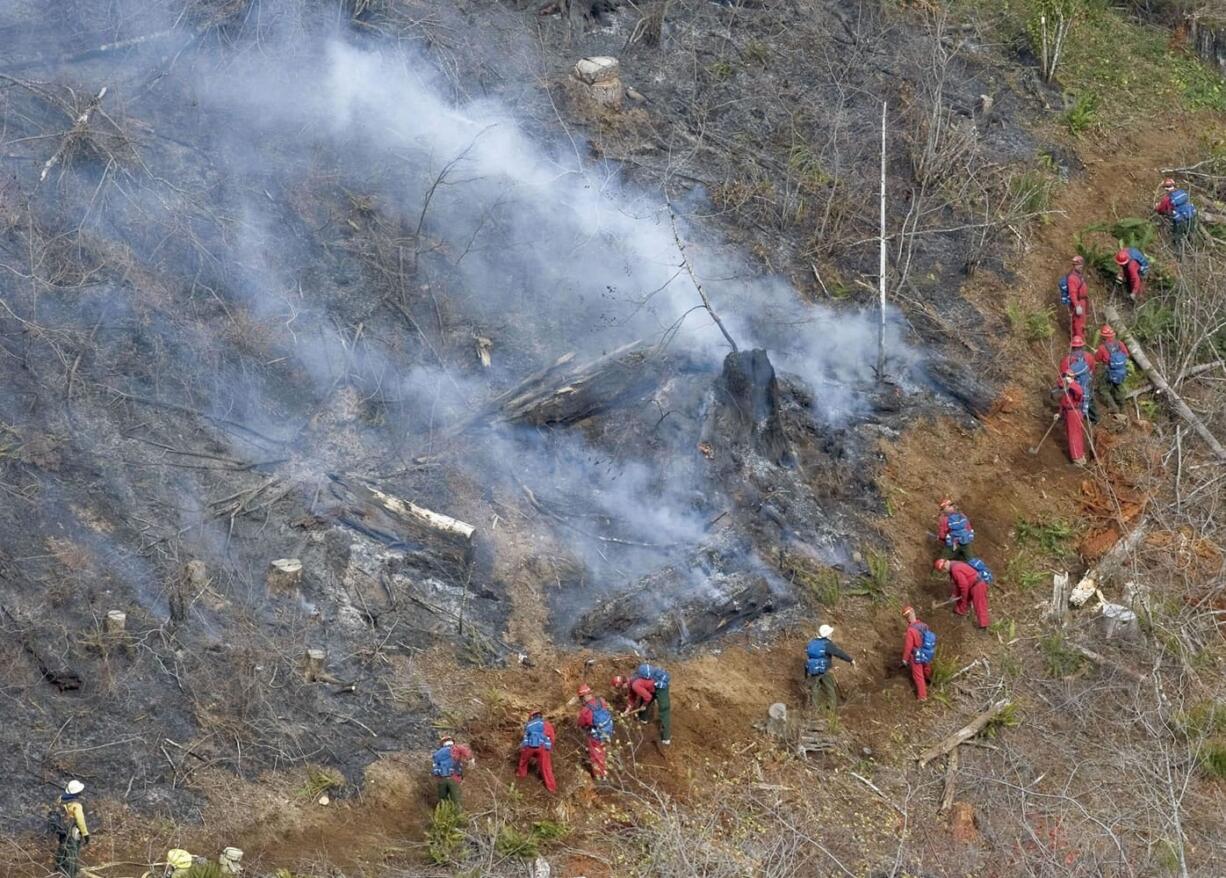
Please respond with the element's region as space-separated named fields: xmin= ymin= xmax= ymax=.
xmin=949 ymin=801 xmax=979 ymax=843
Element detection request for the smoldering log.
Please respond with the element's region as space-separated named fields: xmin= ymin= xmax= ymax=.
xmin=571 ymin=569 xmax=777 ymax=649
xmin=326 ymin=474 xmax=475 ymax=565
xmin=456 ymin=339 xmax=680 ymax=432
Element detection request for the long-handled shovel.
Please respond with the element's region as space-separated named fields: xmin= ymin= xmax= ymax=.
xmin=1029 ymin=415 xmax=1059 ymax=455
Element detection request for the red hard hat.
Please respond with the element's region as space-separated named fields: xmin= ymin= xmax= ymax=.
xmin=610 ymin=675 xmax=626 ymax=688
xmin=1071 ymin=254 xmax=1084 ymax=266
xmin=529 ymin=710 xmax=542 ymax=719
xmin=1101 ymin=325 xmax=1115 ymax=339
xmin=933 ymin=558 xmax=947 ymax=571
xmin=1071 ymin=335 xmax=1085 ymax=347
xmin=439 ymin=735 xmax=455 ymax=746
xmin=1114 ymin=249 xmax=1130 ymax=266
xmin=938 ymin=497 xmax=954 ymax=509
xmin=1163 ymin=177 xmax=1176 ymax=189
xmin=901 ymin=605 xmax=915 ymax=617
xmin=576 ymin=684 xmax=592 ymax=697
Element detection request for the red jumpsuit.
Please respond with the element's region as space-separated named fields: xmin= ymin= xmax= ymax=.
xmin=902 ymin=622 xmax=933 ymax=701
xmin=627 ymin=676 xmax=655 ymax=711
xmin=1120 ymin=258 xmax=1144 ymax=301
xmin=1059 ymin=381 xmax=1086 ymax=463
xmin=516 ymin=719 xmax=557 ymax=793
xmin=577 ymin=699 xmax=610 ymax=780
xmin=1063 ymin=270 xmax=1089 ymax=340
xmin=1155 ymin=192 xmax=1174 ymax=217
xmin=947 ymin=561 xmax=990 ymax=628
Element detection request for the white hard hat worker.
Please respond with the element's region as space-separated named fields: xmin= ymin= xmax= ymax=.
xmin=818 ymin=624 xmax=834 ymax=638
xmin=65 ymin=780 xmax=84 ymax=796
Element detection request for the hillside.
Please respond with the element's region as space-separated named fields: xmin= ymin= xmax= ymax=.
xmin=1 ymin=1 xmax=1225 ymax=877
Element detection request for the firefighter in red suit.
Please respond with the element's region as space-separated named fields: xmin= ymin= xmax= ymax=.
xmin=1060 ymin=255 xmax=1089 ymax=340
xmin=900 ymin=605 xmax=934 ymax=702
xmin=1114 ymin=249 xmax=1145 ymax=301
xmin=576 ymin=685 xmax=613 ymax=782
xmin=1056 ymin=371 xmax=1087 ymax=465
xmin=935 ymin=558 xmax=990 ymax=629
xmin=516 ymin=710 xmax=557 ymax=793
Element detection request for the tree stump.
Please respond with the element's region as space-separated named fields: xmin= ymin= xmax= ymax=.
xmin=949 ymin=801 xmax=979 ymax=843
xmin=572 ymin=57 xmax=624 ymax=109
xmin=186 ymin=559 xmax=209 ymax=587
xmin=1098 ymin=603 xmax=1140 ymax=641
xmin=219 ymin=847 xmax=243 ymax=875
xmin=303 ymin=648 xmax=327 ymax=682
xmin=104 ymin=610 xmax=126 ymax=635
xmin=767 ymin=703 xmax=789 ymax=741
xmin=268 ymin=558 xmax=303 ymax=592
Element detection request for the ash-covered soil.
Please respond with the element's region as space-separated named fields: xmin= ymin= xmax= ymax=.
xmin=0 ymin=0 xmax=1060 ymax=830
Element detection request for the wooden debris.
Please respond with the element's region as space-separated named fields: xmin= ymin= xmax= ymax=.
xmin=1104 ymin=304 xmax=1226 ymax=461
xmin=796 ymin=715 xmax=836 ymax=757
xmin=1 ymin=605 xmax=82 ymax=691
xmin=104 ymin=610 xmax=126 ymax=635
xmin=940 ymin=746 xmax=959 ymax=813
xmin=1048 ymin=572 xmax=1070 ymax=623
xmin=327 ymin=474 xmax=474 ymax=563
xmin=1071 ymin=518 xmax=1149 ymax=606
xmin=767 ymin=703 xmax=789 ymax=742
xmin=303 ymin=648 xmax=337 ymax=683
xmin=39 ymin=86 xmax=107 ymax=184
xmin=1070 ymin=643 xmax=1147 ymax=683
xmin=918 ymin=699 xmax=1011 ymax=767
xmin=1124 ymin=360 xmax=1222 ymax=401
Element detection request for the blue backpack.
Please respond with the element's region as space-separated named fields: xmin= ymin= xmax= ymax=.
xmin=805 ymin=638 xmax=830 ymax=676
xmin=1105 ymin=340 xmax=1129 ymax=384
xmin=635 ymin=663 xmax=670 ymax=690
xmin=587 ymin=699 xmax=613 ymax=741
xmin=1170 ymin=189 xmax=1197 ymax=223
xmin=1127 ymin=247 xmax=1150 ymax=277
xmin=944 ymin=512 xmax=974 ymax=547
xmin=522 ymin=717 xmax=551 ymax=749
xmin=1059 ymin=274 xmax=1071 ymax=306
xmin=967 ymin=558 xmax=995 ymax=585
xmin=432 ymin=745 xmax=458 ymax=778
xmin=911 ymin=623 xmax=937 ymax=665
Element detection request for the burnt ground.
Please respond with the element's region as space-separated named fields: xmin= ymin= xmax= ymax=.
xmin=0 ymin=0 xmax=1208 ymax=871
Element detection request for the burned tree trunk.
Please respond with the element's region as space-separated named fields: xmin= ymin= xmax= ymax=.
xmin=571 ymin=563 xmax=777 ymax=649
xmin=459 ymin=340 xmax=676 ymax=430
xmin=702 ymin=349 xmax=791 ymax=466
xmin=326 ymin=475 xmax=475 ymax=567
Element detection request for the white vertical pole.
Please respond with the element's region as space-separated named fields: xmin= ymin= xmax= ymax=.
xmin=877 ymin=101 xmax=887 ymax=383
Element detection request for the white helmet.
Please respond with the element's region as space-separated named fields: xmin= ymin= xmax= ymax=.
xmin=818 ymin=624 xmax=834 ymax=638
xmin=65 ymin=780 xmax=84 ymax=796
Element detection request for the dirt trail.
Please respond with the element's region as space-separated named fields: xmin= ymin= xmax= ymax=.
xmin=22 ymin=120 xmax=1218 ymax=878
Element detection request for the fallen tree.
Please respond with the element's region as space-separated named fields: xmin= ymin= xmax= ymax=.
xmin=917 ymin=699 xmax=1011 ymax=767
xmin=1104 ymin=303 xmax=1226 ymax=461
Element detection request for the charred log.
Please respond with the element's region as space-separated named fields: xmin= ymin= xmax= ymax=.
xmin=571 ymin=565 xmax=778 ymax=649
xmin=1 ymin=605 xmax=82 ymax=691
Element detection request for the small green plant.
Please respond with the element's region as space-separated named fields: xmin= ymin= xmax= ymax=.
xmin=862 ymin=551 xmax=890 ymax=601
xmin=1062 ymin=90 xmax=1099 ymax=135
xmin=1200 ymin=742 xmax=1226 ymax=779
xmin=931 ymin=653 xmax=960 ymax=690
xmin=985 ymin=701 xmax=1022 ymax=736
xmin=989 ymin=617 xmax=1017 ymax=642
xmin=495 ymin=826 xmax=540 ymax=859
xmin=1006 ymin=302 xmax=1055 ymax=342
xmin=708 ymin=59 xmax=734 ymax=80
xmin=1039 ymin=632 xmax=1086 ymax=678
xmin=1006 ymin=549 xmax=1049 ymax=591
xmin=1130 ymin=300 xmax=1177 ymax=346
xmin=1015 ymin=517 xmax=1076 ymax=555
xmin=1007 ymin=167 xmax=1055 ymax=217
xmin=427 ymin=801 xmax=467 ymax=865
xmin=301 ymin=765 xmax=343 ymax=799
xmin=531 ymin=820 xmax=569 ymax=843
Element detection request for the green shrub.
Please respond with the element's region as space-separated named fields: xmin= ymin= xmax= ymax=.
xmin=301 ymin=765 xmax=343 ymax=799
xmin=495 ymin=826 xmax=540 ymax=859
xmin=1006 ymin=302 xmax=1055 ymax=342
xmin=1039 ymin=632 xmax=1086 ymax=678
xmin=1006 ymin=549 xmax=1049 ymax=591
xmin=862 ymin=551 xmax=890 ymax=601
xmin=184 ymin=864 xmax=222 ymax=878
xmin=1063 ymin=91 xmax=1099 ymax=135
xmin=1007 ymin=167 xmax=1056 ymax=217
xmin=1015 ymin=518 xmax=1076 ymax=555
xmin=427 ymin=801 xmax=466 ymax=865
xmin=1201 ymin=741 xmax=1226 ymax=779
